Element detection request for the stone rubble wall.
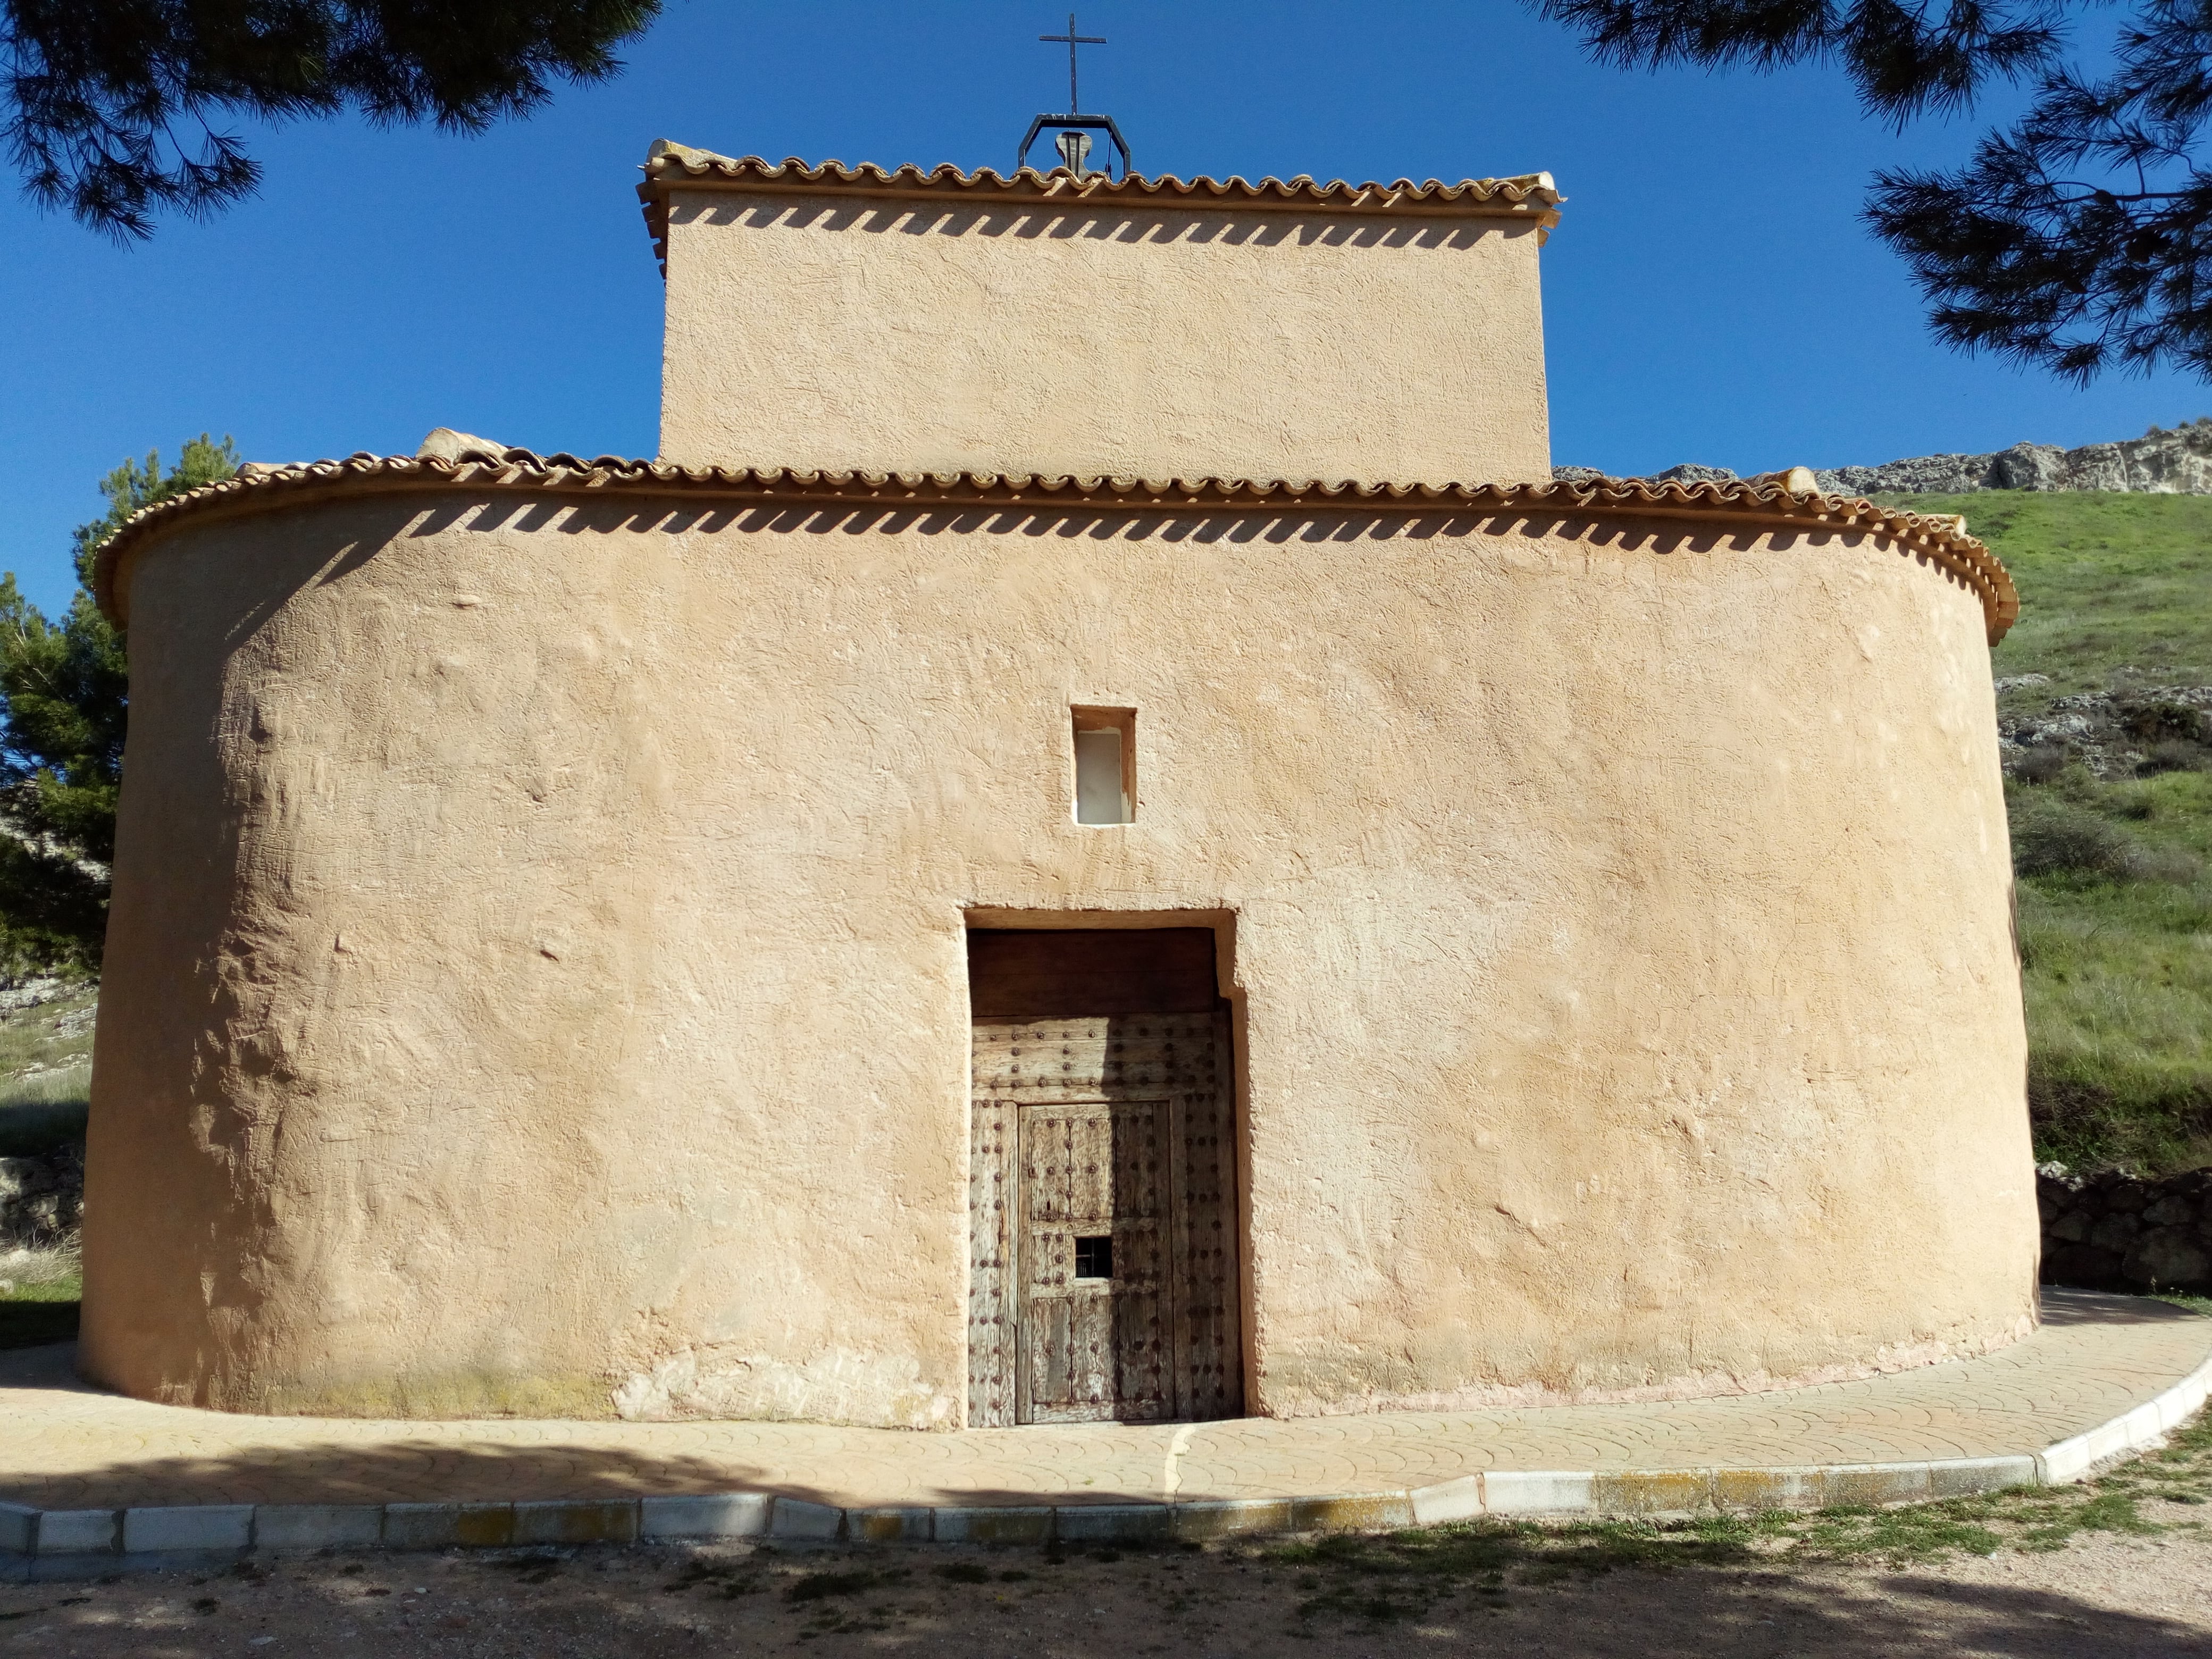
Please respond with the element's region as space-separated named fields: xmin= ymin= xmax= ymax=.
xmin=0 ymin=1146 xmax=81 ymax=1246
xmin=2039 ymin=1167 xmax=2212 ymax=1296
xmin=1555 ymin=420 xmax=2212 ymax=495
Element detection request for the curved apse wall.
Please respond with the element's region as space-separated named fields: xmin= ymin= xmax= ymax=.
xmin=79 ymin=466 xmax=2035 ymax=1421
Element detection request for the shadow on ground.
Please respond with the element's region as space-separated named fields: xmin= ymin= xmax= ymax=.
xmin=0 ymin=1302 xmax=74 ymax=1352
xmin=0 ymin=1341 xmax=1161 ymax=1511
xmin=1 ymin=1532 xmax=2204 ymax=1657
xmin=2040 ymin=1285 xmax=2207 ymax=1327
xmin=3 ymin=1286 xmax=2205 ymax=1513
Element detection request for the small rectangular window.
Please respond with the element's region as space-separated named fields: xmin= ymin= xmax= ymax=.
xmin=1074 ymin=1235 xmax=1114 ymax=1279
xmin=1072 ymin=707 xmax=1135 ymax=825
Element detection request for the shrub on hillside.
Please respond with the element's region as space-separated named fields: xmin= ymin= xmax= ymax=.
xmin=2031 ymin=1065 xmax=2212 ymax=1175
xmin=2010 ymin=797 xmax=2135 ymax=878
xmin=2108 ymin=787 xmax=2157 ymax=819
xmin=2126 ymin=842 xmax=2205 ymax=884
xmin=2140 ymin=739 xmax=2211 ymax=776
xmin=2010 ymin=744 xmax=2071 ymax=783
xmin=2008 ymin=791 xmax=2202 ymax=882
xmin=2115 ymin=698 xmax=2211 ymax=746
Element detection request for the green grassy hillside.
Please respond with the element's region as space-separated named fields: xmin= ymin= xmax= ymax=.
xmin=1875 ymin=492 xmax=2212 ymax=1172
xmin=0 ymin=981 xmax=95 ymax=1157
xmin=0 ymin=983 xmax=93 ymax=1348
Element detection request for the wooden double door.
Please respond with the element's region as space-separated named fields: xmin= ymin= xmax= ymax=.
xmin=966 ymin=932 xmax=1241 ymax=1426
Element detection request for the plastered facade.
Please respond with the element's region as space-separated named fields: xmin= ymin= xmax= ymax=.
xmin=81 ymin=486 xmax=2037 ymax=1421
xmin=77 ymin=147 xmax=2038 ymax=1423
xmin=653 ymin=155 xmax=1556 ymax=485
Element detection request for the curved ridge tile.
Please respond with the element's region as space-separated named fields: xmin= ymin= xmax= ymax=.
xmin=634 ymin=145 xmax=1564 ymax=274
xmin=93 ymin=455 xmax=2018 ymax=644
xmin=642 ymin=143 xmax=1560 ymax=204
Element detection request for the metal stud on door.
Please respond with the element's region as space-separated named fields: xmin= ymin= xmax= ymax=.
xmin=968 ymin=1008 xmax=1241 ymax=1426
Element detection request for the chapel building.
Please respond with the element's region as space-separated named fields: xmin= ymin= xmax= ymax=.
xmin=77 ymin=139 xmax=2038 ymax=1426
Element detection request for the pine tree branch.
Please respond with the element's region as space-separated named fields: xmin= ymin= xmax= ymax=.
xmin=4 ymin=1 xmax=662 ymax=238
xmin=1536 ymin=0 xmax=2212 ymax=379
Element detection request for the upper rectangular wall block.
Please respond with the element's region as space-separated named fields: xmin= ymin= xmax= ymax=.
xmin=642 ymin=147 xmax=1560 ymax=484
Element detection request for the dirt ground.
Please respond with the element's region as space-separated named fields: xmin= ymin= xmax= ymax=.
xmin=5 ymin=1508 xmax=2209 ymax=1659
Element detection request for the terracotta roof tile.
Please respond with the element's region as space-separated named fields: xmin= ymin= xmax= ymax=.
xmin=96 ymin=449 xmax=2018 ymax=644
xmin=635 ymin=143 xmax=1565 ymax=275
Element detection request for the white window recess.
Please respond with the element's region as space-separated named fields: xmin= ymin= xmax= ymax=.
xmin=1072 ymin=708 xmax=1135 ymax=825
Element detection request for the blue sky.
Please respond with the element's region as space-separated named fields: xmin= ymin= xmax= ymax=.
xmin=2 ymin=0 xmax=2202 ymax=615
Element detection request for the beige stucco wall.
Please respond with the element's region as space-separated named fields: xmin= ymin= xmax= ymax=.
xmin=657 ymin=189 xmax=1553 ymax=484
xmin=81 ymin=492 xmax=2037 ymax=1422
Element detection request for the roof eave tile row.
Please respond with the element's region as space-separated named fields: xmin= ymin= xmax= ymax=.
xmin=94 ymin=450 xmax=2019 ymax=644
xmin=634 ymin=145 xmax=1566 ymax=276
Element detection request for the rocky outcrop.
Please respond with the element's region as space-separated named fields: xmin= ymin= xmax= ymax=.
xmin=1551 ymin=462 xmax=1760 ymax=487
xmin=1556 ymin=418 xmax=2212 ymax=495
xmin=1817 ymin=426 xmax=2212 ymax=495
xmin=1997 ymin=682 xmax=2212 ymax=780
xmin=0 ymin=1146 xmax=81 ymax=1246
xmin=0 ymin=976 xmax=78 ymax=1015
xmin=2040 ymin=1166 xmax=2212 ymax=1295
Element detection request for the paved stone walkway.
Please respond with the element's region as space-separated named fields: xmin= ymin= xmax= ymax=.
xmin=5 ymin=1292 xmax=2208 ymax=1514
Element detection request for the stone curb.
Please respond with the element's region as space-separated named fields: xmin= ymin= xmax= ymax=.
xmin=5 ymin=1370 xmax=2207 ymax=1580
xmin=2033 ymin=1347 xmax=2212 ymax=1484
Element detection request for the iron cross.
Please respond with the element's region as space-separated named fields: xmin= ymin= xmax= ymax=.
xmin=1040 ymin=13 xmax=1106 ymax=114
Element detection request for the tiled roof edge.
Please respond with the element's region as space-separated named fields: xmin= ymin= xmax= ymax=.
xmin=94 ymin=450 xmax=2019 ymax=644
xmin=634 ymin=144 xmax=1565 ymax=276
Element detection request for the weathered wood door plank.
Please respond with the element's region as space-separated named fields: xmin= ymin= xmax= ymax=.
xmin=966 ymin=1097 xmax=1018 ymax=1428
xmin=969 ymin=1011 xmax=1239 ymax=1427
